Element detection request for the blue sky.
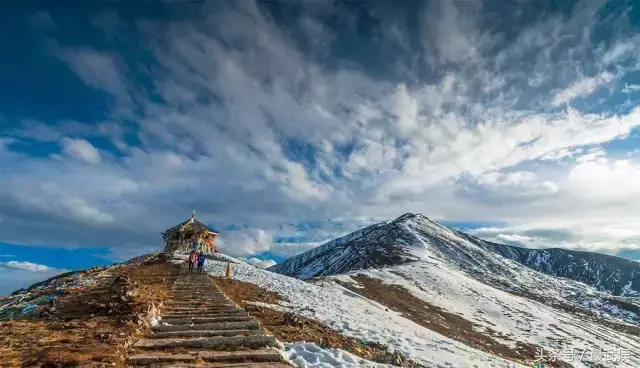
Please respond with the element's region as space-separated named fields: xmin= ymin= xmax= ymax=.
xmin=1 ymin=0 xmax=640 ymax=295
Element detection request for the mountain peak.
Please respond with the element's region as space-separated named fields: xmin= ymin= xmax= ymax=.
xmin=393 ymin=212 xmax=428 ymax=222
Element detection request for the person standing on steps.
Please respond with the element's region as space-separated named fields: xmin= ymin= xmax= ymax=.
xmin=188 ymin=249 xmax=197 ymax=273
xmin=197 ymin=252 xmax=206 ymax=274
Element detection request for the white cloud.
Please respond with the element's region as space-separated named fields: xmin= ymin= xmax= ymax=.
xmin=565 ymin=158 xmax=640 ymax=202
xmin=55 ymin=48 xmax=131 ymax=116
xmin=622 ymin=83 xmax=640 ymax=93
xmin=60 ymin=137 xmax=102 ymax=164
xmin=216 ymin=229 xmax=273 ymax=257
xmin=552 ymin=71 xmax=615 ymax=106
xmin=61 ymin=197 xmax=115 ymax=225
xmin=422 ymin=0 xmax=487 ymax=66
xmin=476 ymin=171 xmax=558 ymax=197
xmin=601 ymin=38 xmax=639 ymax=66
xmin=496 ymin=234 xmax=533 ymax=244
xmin=245 ymin=257 xmax=277 ymax=269
xmin=1 ymin=261 xmax=53 ymax=272
xmin=394 ymin=83 xmax=419 ymax=137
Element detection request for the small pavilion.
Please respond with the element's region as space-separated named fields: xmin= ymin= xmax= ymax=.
xmin=161 ymin=211 xmax=219 ymax=254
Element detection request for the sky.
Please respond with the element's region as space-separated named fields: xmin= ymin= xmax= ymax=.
xmin=1 ymin=0 xmax=640 ymax=295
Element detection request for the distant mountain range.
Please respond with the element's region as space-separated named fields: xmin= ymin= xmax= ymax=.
xmin=481 ymin=239 xmax=639 ymax=296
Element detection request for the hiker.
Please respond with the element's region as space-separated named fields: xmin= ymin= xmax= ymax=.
xmin=197 ymin=252 xmax=206 ymax=274
xmin=187 ymin=249 xmax=197 ymax=273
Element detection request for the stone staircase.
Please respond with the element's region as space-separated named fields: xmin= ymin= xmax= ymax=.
xmin=128 ymin=272 xmax=290 ymax=367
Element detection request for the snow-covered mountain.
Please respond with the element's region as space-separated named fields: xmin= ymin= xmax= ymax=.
xmin=482 ymin=241 xmax=640 ymax=297
xmin=268 ymin=213 xmax=640 ymax=324
xmin=269 ymin=213 xmax=639 ymax=295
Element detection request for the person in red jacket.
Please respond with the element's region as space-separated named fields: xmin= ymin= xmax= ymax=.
xmin=187 ymin=249 xmax=197 ymax=273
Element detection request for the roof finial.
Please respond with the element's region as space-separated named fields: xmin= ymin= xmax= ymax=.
xmin=192 ymin=210 xmax=196 ymax=219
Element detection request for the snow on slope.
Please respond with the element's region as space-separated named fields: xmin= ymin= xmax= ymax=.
xmin=269 ymin=213 xmax=639 ymax=325
xmin=327 ymin=261 xmax=640 ymax=368
xmin=185 ymin=254 xmax=528 ymax=368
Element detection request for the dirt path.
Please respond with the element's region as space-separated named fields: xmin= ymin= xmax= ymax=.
xmin=127 ymin=268 xmax=291 ymax=367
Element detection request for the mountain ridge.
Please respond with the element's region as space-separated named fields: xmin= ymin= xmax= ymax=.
xmin=269 ymin=212 xmax=639 ymax=297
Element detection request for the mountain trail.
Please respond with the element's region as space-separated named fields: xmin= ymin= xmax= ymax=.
xmin=127 ymin=267 xmax=290 ymax=367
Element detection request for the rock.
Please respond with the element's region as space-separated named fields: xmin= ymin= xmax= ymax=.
xmin=126 ymin=289 xmax=140 ymax=298
xmin=392 ymin=350 xmax=407 ymax=366
xmin=245 ymin=305 xmax=264 ymax=313
xmin=283 ymin=312 xmax=302 ymax=326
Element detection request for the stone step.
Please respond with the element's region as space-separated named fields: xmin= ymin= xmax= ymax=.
xmin=165 ymin=300 xmax=233 ymax=306
xmin=147 ymin=329 xmax=266 ymax=339
xmin=163 ymin=307 xmax=237 ymax=313
xmin=169 ymin=294 xmax=226 ymax=298
xmin=127 ymin=349 xmax=283 ymax=365
xmin=163 ymin=305 xmax=239 ymax=310
xmin=169 ymin=297 xmax=228 ymax=303
xmin=162 ymin=308 xmax=245 ymax=313
xmin=163 ymin=305 xmax=237 ymax=311
xmin=164 ymin=298 xmax=235 ymax=306
xmin=161 ymin=316 xmax=254 ymax=325
xmin=162 ymin=311 xmax=249 ymax=319
xmin=162 ymin=308 xmax=239 ymax=314
xmin=128 ymin=352 xmax=194 ymax=365
xmin=134 ymin=335 xmax=278 ymax=350
xmin=160 ymin=315 xmax=246 ymax=321
xmin=164 ymin=303 xmax=235 ymax=309
xmin=171 ymin=285 xmax=219 ymax=289
xmin=199 ymin=349 xmax=282 ymax=363
xmin=152 ymin=320 xmax=261 ymax=332
xmin=165 ymin=302 xmax=234 ymax=306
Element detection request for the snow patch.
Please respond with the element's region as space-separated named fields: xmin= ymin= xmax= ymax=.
xmin=282 ymin=342 xmax=390 ymax=368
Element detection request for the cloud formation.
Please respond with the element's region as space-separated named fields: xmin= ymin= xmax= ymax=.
xmin=1 ymin=261 xmax=53 ymax=272
xmin=60 ymin=137 xmax=102 ymax=164
xmin=1 ymin=1 xmax=640 ymax=262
